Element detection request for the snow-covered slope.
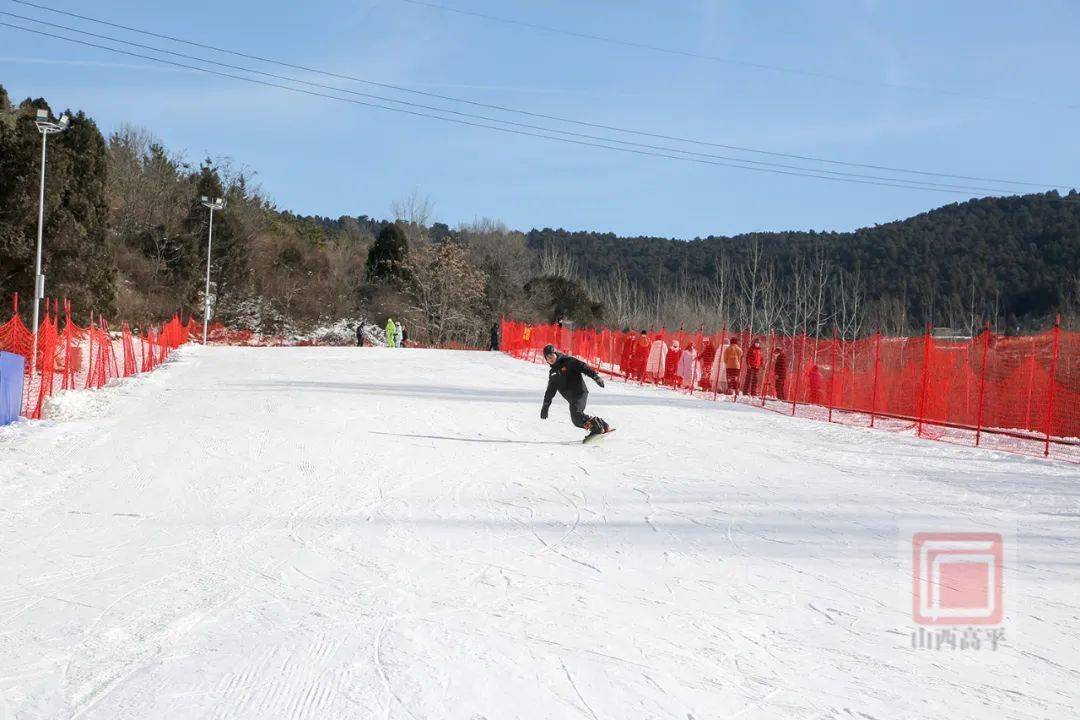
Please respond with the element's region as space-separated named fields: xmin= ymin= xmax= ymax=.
xmin=0 ymin=347 xmax=1076 ymax=719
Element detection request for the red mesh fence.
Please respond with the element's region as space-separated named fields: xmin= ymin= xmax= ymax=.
xmin=501 ymin=318 xmax=1079 ymax=462
xmin=0 ymin=294 xmax=190 ymax=420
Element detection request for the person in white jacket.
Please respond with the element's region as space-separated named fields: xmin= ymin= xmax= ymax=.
xmin=709 ymin=340 xmax=726 ymax=392
xmin=677 ymin=344 xmax=697 ymax=388
xmin=644 ymin=336 xmax=668 ymax=381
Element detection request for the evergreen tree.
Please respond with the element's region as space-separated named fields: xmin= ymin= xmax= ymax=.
xmin=365 ymin=222 xmax=410 ymax=284
xmin=524 ymin=275 xmax=604 ymax=324
xmin=0 ymin=97 xmax=114 ymax=320
xmin=177 ymin=162 xmax=250 ymax=317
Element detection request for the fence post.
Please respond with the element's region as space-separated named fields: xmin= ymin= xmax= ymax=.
xmin=870 ymin=331 xmax=882 ymax=428
xmin=609 ymin=330 xmax=615 ymax=376
xmin=1023 ymin=350 xmax=1036 ymax=430
xmin=85 ymin=311 xmax=95 ymax=390
xmin=916 ymin=324 xmax=933 ymax=438
xmin=1043 ymin=316 xmax=1061 ymax=457
xmin=760 ymin=329 xmax=771 ymax=408
xmin=717 ymin=325 xmax=725 ymax=403
xmin=975 ymin=322 xmax=991 ymax=447
xmin=62 ymin=300 xmax=71 ymax=390
xmin=829 ymin=325 xmax=838 ymax=423
xmin=687 ymin=329 xmax=699 ymax=397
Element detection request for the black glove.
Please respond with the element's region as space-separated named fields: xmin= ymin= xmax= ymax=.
xmin=596 ymin=377 xmax=605 ymax=388
xmin=540 ymin=405 xmax=549 ymax=419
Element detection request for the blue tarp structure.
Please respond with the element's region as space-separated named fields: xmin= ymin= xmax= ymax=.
xmin=0 ymin=351 xmax=25 ymax=426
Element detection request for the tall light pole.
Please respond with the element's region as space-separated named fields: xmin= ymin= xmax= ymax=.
xmin=30 ymin=108 xmax=71 ymax=376
xmin=200 ymin=196 xmax=225 ymax=344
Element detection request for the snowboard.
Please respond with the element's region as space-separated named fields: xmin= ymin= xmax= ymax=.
xmin=582 ymin=427 xmax=616 ymax=444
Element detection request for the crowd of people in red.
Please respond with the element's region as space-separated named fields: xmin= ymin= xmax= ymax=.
xmin=617 ymin=329 xmax=826 ymax=402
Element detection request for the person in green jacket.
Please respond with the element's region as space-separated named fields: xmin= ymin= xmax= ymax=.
xmin=385 ymin=318 xmax=397 ymax=348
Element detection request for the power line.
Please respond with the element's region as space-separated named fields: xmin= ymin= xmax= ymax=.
xmin=0 ymin=11 xmax=1018 ymax=195
xmin=399 ymin=0 xmax=1079 ymax=113
xmin=0 ymin=19 xmax=989 ymax=195
xmin=10 ymin=0 xmax=1072 ymax=191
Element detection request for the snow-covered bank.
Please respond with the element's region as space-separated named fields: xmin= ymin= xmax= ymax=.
xmin=0 ymin=347 xmax=1076 ymax=719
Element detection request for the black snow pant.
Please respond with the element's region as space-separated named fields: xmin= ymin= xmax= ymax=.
xmin=568 ymin=393 xmax=604 ymax=429
xmin=745 ymin=367 xmax=760 ymax=397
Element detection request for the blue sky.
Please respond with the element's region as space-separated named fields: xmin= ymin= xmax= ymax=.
xmin=2 ymin=0 xmax=1077 ymax=238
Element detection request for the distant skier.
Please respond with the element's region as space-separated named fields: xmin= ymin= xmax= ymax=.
xmin=539 ymin=344 xmax=613 ymax=442
xmin=356 ymin=323 xmax=365 ymax=347
xmin=385 ymin=318 xmax=397 ymax=348
xmin=398 ymin=322 xmax=408 ymax=347
xmin=489 ymin=322 xmax=501 ymax=351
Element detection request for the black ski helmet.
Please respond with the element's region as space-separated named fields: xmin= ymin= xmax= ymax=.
xmin=542 ymin=344 xmax=558 ymax=358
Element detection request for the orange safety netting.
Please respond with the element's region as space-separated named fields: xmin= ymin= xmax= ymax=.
xmin=0 ymin=294 xmax=191 ymax=420
xmin=500 ymin=318 xmax=1079 ymax=462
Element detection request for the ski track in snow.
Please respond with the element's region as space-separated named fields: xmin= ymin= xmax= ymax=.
xmin=0 ymin=345 xmax=1078 ymax=719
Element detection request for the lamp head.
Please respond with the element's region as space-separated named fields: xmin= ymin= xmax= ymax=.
xmin=34 ymin=109 xmax=71 ymax=134
xmin=34 ymin=108 xmax=51 ymax=132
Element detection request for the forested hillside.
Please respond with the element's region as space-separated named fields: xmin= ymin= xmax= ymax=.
xmin=1 ymin=84 xmax=1077 ymax=344
xmin=528 ymin=191 xmax=1080 ymax=333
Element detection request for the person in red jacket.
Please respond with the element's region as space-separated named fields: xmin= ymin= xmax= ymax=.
xmin=619 ymin=331 xmax=635 ymax=379
xmin=697 ymin=338 xmax=716 ymax=389
xmin=633 ymin=330 xmax=651 ymax=381
xmin=664 ymin=340 xmax=682 ymax=386
xmin=744 ymin=338 xmax=764 ymax=396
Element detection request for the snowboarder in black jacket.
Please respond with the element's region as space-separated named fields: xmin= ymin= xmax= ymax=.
xmin=540 ymin=344 xmax=611 ymax=439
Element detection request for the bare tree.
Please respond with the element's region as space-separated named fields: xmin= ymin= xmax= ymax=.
xmin=458 ymin=217 xmax=533 ymax=320
xmin=591 ymin=266 xmax=648 ymax=329
xmin=321 ymin=235 xmax=367 ymax=319
xmin=756 ymin=262 xmax=785 ymax=340
xmin=738 ymin=237 xmax=765 ymax=336
xmin=107 ymin=125 xmax=193 ymax=284
xmin=538 ymin=244 xmax=580 ymax=280
xmin=833 ymin=266 xmax=865 ymax=340
xmin=405 ymin=242 xmax=488 ymax=345
xmin=390 ymin=189 xmax=435 ymax=245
